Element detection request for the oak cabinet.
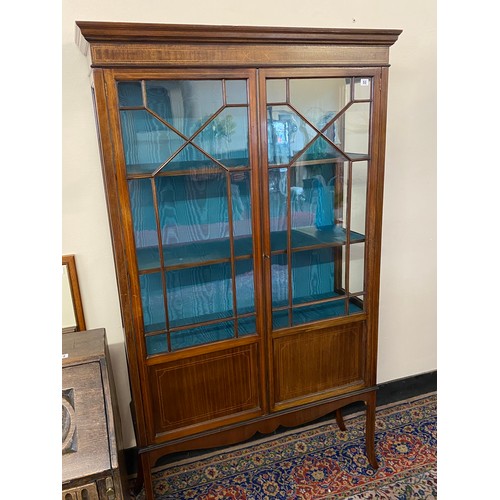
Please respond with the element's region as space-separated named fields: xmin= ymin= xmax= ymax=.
xmin=75 ymin=22 xmax=400 ymax=499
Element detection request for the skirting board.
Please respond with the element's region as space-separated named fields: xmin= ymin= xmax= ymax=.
xmin=124 ymin=369 xmax=437 ymax=475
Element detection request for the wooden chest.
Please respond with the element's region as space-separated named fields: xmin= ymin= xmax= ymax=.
xmin=62 ymin=329 xmax=129 ymax=499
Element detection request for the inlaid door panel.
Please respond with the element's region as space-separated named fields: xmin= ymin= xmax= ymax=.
xmin=272 ymin=321 xmax=366 ymax=409
xmin=148 ymin=343 xmax=262 ymax=440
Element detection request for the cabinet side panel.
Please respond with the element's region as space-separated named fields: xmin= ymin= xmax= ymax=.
xmin=272 ymin=321 xmax=366 ymax=408
xmin=149 ymin=344 xmax=262 ymax=438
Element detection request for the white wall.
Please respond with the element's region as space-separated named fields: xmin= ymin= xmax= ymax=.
xmin=62 ymin=0 xmax=436 ymax=449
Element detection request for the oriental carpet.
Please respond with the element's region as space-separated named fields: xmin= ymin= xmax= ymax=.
xmin=132 ymin=392 xmax=437 ymax=499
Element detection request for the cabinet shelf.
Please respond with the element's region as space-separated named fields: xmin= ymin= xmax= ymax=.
xmin=271 ymin=226 xmax=365 ymax=253
xmin=135 ymin=225 xmax=364 ymax=273
xmin=125 ymin=156 xmax=250 ymax=177
xmin=136 ymin=236 xmax=254 ymax=272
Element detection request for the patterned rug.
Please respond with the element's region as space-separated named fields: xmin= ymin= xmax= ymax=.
xmin=134 ymin=393 xmax=436 ymax=499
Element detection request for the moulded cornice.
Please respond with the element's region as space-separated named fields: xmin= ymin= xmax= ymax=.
xmin=75 ymin=21 xmax=402 ymax=56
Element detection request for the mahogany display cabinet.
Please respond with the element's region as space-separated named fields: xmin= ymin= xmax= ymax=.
xmin=75 ymin=21 xmax=401 ymax=499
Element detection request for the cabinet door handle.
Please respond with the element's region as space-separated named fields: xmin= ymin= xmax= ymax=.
xmin=105 ymin=487 xmax=116 ymax=499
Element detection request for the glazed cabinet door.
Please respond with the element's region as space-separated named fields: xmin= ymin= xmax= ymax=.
xmin=259 ymin=69 xmax=382 ymax=410
xmin=100 ymin=69 xmax=266 ymax=443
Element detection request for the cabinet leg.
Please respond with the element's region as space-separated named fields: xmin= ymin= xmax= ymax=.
xmin=140 ymin=453 xmax=155 ymax=500
xmin=335 ymin=408 xmax=346 ymax=431
xmin=132 ymin=457 xmax=144 ymax=496
xmin=365 ymin=395 xmax=379 ymax=469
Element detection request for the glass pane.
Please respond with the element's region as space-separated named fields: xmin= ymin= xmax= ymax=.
xmin=145 ymin=334 xmax=168 ymax=356
xmin=349 ymin=296 xmax=364 ymax=314
xmin=231 ymin=172 xmax=253 ymax=249
xmin=118 ymin=81 xmax=143 ymax=107
xmin=145 ymin=80 xmax=223 ymax=137
xmin=156 ymin=172 xmax=230 ymax=266
xmin=354 ymin=77 xmax=372 ymax=100
xmin=145 ymin=84 xmax=174 ymax=125
xmin=350 ymin=161 xmax=368 ymax=235
xmin=269 ymin=169 xmax=288 ymax=252
xmin=271 ymin=254 xmax=288 ymax=308
xmin=292 ymin=162 xmax=336 ymax=232
xmin=292 ymin=248 xmax=341 ymax=304
xmin=193 ymin=107 xmax=249 ymax=167
xmin=238 ymin=315 xmax=256 ymax=336
xmin=159 ymin=144 xmax=221 ymax=173
xmin=128 ymin=179 xmax=160 ymax=270
xmin=120 ymin=109 xmax=185 ymax=174
xmin=290 ymin=162 xmax=362 ymax=247
xmin=171 ymin=321 xmax=234 ymax=351
xmin=236 ymin=259 xmax=255 ymax=315
xmin=226 ymin=80 xmax=247 ymax=105
xmin=292 ymin=300 xmax=346 ymax=325
xmin=289 ymin=78 xmax=349 ymax=129
xmin=272 ymin=309 xmax=289 ymax=329
xmin=139 ymin=273 xmax=165 ymax=333
xmin=343 ymin=102 xmax=371 ymax=156
xmin=166 ymin=263 xmax=234 ymax=328
xmin=266 ymin=79 xmax=286 ymax=103
xmin=349 ymin=242 xmax=365 ymax=294
xmin=267 ymin=106 xmax=316 ymax=165
xmin=295 ymin=135 xmax=347 ymax=165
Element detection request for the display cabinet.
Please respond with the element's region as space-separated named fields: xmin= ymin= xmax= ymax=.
xmin=75 ymin=22 xmax=401 ymax=499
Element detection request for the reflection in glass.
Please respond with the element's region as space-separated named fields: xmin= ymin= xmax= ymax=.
xmin=120 ymin=110 xmax=184 ymax=173
xmin=269 ymin=171 xmax=288 ymax=252
xmin=271 ymin=255 xmax=288 ymax=308
xmin=145 ymin=80 xmax=223 ymax=137
xmin=343 ymin=102 xmax=371 ymax=156
xmin=226 ymin=80 xmax=248 ymax=105
xmin=354 ymin=77 xmax=372 ymax=100
xmin=159 ymin=144 xmax=220 ymax=173
xmin=295 ymin=135 xmax=347 ymax=164
xmin=266 ymin=79 xmax=287 ymax=103
xmin=193 ymin=107 xmax=249 ymax=166
xmin=289 ymin=78 xmax=348 ymax=129
xmin=267 ymin=106 xmax=315 ymax=165
xmin=231 ymin=171 xmax=252 ymax=241
xmin=350 ymin=161 xmax=368 ymax=235
xmin=349 ymin=242 xmax=365 ymax=294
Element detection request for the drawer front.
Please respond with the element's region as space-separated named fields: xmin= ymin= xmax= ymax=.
xmin=62 ymin=481 xmax=99 ymax=500
xmin=272 ymin=321 xmax=366 ymax=409
xmin=62 ymin=362 xmax=111 ymax=482
xmin=148 ymin=343 xmax=262 ymax=440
